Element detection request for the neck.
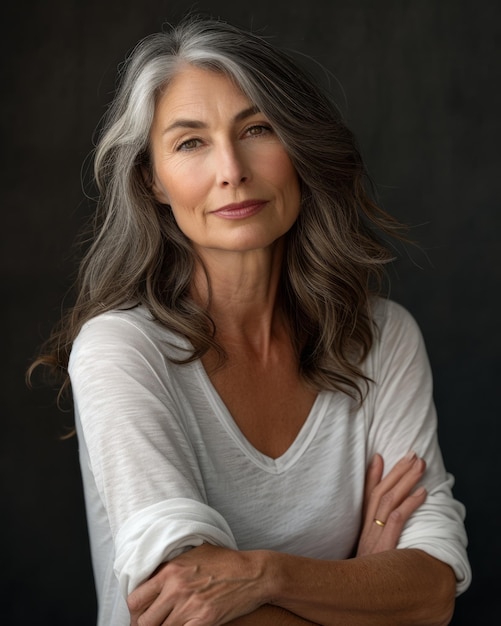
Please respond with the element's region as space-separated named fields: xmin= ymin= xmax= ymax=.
xmin=191 ymin=241 xmax=286 ymax=355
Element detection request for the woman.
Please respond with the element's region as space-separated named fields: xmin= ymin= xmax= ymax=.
xmin=32 ymin=17 xmax=470 ymax=625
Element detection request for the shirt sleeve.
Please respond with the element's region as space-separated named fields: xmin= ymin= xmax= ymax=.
xmin=365 ymin=300 xmax=471 ymax=595
xmin=68 ymin=313 xmax=237 ymax=596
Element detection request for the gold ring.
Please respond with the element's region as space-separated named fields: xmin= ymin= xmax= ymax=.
xmin=373 ymin=518 xmax=386 ymax=527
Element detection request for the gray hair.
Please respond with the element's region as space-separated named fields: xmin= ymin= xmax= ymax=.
xmin=35 ymin=17 xmax=406 ymax=402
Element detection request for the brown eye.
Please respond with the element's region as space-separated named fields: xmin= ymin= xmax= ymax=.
xmin=177 ymin=138 xmax=202 ymax=151
xmin=246 ymin=124 xmax=272 ymax=137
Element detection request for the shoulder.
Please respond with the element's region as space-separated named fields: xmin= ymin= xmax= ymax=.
xmin=371 ymin=296 xmax=417 ymax=327
xmin=69 ymin=305 xmax=190 ymax=371
xmin=366 ymin=297 xmax=429 ymax=377
xmin=371 ymin=297 xmax=424 ymax=346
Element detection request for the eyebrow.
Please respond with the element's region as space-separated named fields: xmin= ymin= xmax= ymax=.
xmin=161 ymin=105 xmax=261 ymax=135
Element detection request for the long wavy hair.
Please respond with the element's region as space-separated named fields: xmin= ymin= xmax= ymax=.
xmin=30 ymin=16 xmax=406 ymax=403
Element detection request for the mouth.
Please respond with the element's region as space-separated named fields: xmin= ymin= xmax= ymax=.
xmin=211 ymin=199 xmax=268 ymax=219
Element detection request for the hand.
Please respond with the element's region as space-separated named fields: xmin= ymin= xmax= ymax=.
xmin=356 ymin=451 xmax=427 ymax=557
xmin=127 ymin=543 xmax=270 ymax=626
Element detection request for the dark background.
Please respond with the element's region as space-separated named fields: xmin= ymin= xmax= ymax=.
xmin=2 ymin=0 xmax=499 ymax=623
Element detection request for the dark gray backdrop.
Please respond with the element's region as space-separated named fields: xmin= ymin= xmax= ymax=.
xmin=2 ymin=0 xmax=499 ymax=623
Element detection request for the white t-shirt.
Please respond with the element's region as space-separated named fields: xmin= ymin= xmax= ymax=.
xmin=69 ymin=298 xmax=471 ymax=625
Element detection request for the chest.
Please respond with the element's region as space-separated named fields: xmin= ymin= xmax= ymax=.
xmin=188 ymin=387 xmax=367 ymax=559
xmin=203 ymin=350 xmax=317 ymax=459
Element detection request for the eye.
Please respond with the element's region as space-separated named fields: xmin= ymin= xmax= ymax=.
xmin=245 ymin=124 xmax=273 ymax=137
xmin=176 ymin=137 xmax=203 ymax=151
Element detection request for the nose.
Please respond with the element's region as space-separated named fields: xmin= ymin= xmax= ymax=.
xmin=215 ymin=142 xmax=250 ymax=187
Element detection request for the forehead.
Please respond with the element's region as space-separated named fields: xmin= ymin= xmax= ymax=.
xmin=155 ymin=65 xmax=250 ymax=118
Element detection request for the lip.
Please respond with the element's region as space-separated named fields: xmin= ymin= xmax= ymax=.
xmin=211 ymin=199 xmax=268 ymax=219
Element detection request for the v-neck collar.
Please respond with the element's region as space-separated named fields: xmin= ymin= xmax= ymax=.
xmin=194 ymin=360 xmax=330 ymax=474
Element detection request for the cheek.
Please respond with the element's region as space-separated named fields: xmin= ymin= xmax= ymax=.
xmin=155 ymin=160 xmax=209 ymax=211
xmin=168 ymin=204 xmax=201 ymax=244
xmin=152 ymin=178 xmax=171 ymax=205
xmin=260 ymin=147 xmax=299 ymax=189
xmin=151 ymin=162 xmax=173 ymax=205
xmin=274 ymin=155 xmax=301 ymax=209
xmin=166 ymin=178 xmax=209 ymax=239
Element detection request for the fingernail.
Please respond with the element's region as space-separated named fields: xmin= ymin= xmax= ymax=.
xmin=370 ymin=453 xmax=380 ymax=467
xmin=404 ymin=450 xmax=417 ymax=462
xmin=413 ymin=486 xmax=426 ymax=497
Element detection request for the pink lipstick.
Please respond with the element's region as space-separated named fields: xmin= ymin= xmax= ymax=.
xmin=211 ymin=200 xmax=267 ymax=219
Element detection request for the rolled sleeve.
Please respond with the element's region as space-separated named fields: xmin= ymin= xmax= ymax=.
xmin=115 ymin=498 xmax=238 ymax=595
xmin=69 ymin=312 xmax=237 ymax=596
xmin=366 ymin=300 xmax=471 ymax=594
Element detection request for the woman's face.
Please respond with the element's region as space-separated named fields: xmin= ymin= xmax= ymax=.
xmin=149 ymin=65 xmax=301 ymax=259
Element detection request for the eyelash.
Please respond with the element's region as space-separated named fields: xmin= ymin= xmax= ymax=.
xmin=175 ymin=123 xmax=274 ymax=152
xmin=246 ymin=123 xmax=273 ymax=137
xmin=177 ymin=138 xmax=202 ymax=151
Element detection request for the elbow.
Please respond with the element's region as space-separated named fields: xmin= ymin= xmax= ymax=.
xmin=408 ymin=551 xmax=457 ymax=626
xmin=433 ymin=598 xmax=455 ymax=626
xmin=424 ymin=561 xmax=457 ymax=626
xmin=436 ymin=579 xmax=456 ymax=626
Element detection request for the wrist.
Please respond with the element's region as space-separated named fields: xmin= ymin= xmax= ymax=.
xmin=249 ymin=549 xmax=283 ymax=606
xmin=257 ymin=549 xmax=287 ymax=606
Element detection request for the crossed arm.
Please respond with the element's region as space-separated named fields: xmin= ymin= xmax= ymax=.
xmin=127 ymin=453 xmax=456 ymax=626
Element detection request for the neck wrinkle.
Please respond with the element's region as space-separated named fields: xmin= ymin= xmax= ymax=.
xmin=190 ymin=240 xmax=287 ymax=354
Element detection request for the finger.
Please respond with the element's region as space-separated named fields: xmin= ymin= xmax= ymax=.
xmin=392 ymin=485 xmax=427 ymax=523
xmin=375 ymin=451 xmax=420 ymax=493
xmin=365 ymin=452 xmax=423 ymax=522
xmin=363 ymin=454 xmax=384 ymax=517
xmin=128 ymin=578 xmax=161 ymax=619
xmin=373 ymin=457 xmax=426 ymax=525
xmin=371 ymin=486 xmax=427 ymax=553
xmin=138 ymin=590 xmax=181 ymax=626
xmin=365 ymin=451 xmax=416 ymax=523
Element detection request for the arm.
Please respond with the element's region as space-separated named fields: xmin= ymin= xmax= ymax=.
xmin=267 ymin=549 xmax=455 ymax=626
xmin=225 ymin=607 xmax=318 ymax=626
xmin=69 ymin=313 xmax=239 ymax=598
xmin=267 ymin=455 xmax=454 ymax=625
xmin=364 ymin=301 xmax=470 ymax=592
xmin=128 ymin=452 xmax=440 ymax=626
xmin=129 ymin=550 xmax=453 ymax=626
xmin=127 ymin=303 xmax=469 ymax=625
